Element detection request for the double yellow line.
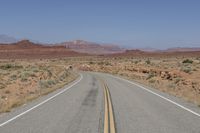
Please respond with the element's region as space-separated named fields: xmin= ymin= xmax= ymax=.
xmin=102 ymin=80 xmax=116 ymax=133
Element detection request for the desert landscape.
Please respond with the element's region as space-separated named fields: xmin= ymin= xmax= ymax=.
xmin=1 ymin=1 xmax=200 ymax=132
xmin=0 ymin=58 xmax=78 ymax=113
xmin=78 ymin=55 xmax=200 ymax=106
xmin=0 ymin=39 xmax=200 ymax=113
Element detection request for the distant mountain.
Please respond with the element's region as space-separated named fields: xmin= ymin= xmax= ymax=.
xmin=0 ymin=34 xmax=18 ymax=43
xmin=138 ymin=47 xmax=159 ymax=52
xmin=0 ymin=40 xmax=85 ymax=59
xmin=164 ymin=47 xmax=200 ymax=52
xmin=137 ymin=47 xmax=200 ymax=52
xmin=0 ymin=40 xmax=68 ymax=50
xmin=0 ymin=40 xmax=45 ymax=49
xmin=59 ymin=40 xmax=125 ymax=54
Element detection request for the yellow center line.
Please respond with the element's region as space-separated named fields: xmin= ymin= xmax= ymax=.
xmin=104 ymin=85 xmax=109 ymax=133
xmin=106 ymin=84 xmax=115 ymax=133
xmin=101 ymin=79 xmax=116 ymax=133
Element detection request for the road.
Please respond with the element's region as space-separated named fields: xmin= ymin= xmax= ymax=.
xmin=0 ymin=72 xmax=200 ymax=133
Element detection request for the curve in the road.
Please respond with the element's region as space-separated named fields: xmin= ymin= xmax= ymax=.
xmin=110 ymin=74 xmax=200 ymax=117
xmin=0 ymin=74 xmax=83 ymax=127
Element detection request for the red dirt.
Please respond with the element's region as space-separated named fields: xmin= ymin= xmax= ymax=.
xmin=1 ymin=40 xmax=200 ymax=59
xmin=110 ymin=50 xmax=200 ymax=58
xmin=0 ymin=40 xmax=87 ymax=59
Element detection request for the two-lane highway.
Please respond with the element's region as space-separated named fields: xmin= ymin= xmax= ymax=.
xmin=0 ymin=73 xmax=104 ymax=133
xmin=0 ymin=72 xmax=200 ymax=133
xmin=98 ymin=72 xmax=200 ymax=133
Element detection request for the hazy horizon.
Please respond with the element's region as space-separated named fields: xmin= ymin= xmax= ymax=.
xmin=1 ymin=0 xmax=200 ymax=49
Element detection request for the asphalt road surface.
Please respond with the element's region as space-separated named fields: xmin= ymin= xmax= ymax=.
xmin=0 ymin=72 xmax=200 ymax=133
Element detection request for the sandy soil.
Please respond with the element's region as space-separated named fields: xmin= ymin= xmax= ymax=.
xmin=0 ymin=59 xmax=78 ymax=113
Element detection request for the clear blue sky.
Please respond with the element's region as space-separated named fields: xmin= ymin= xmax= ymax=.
xmin=0 ymin=0 xmax=200 ymax=48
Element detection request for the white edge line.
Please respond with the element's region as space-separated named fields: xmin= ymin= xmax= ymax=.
xmin=0 ymin=74 xmax=83 ymax=127
xmin=110 ymin=74 xmax=200 ymax=117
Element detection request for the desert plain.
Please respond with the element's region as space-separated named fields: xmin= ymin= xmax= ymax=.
xmin=0 ymin=40 xmax=200 ymax=113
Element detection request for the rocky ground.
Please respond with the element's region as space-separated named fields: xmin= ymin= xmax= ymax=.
xmin=77 ymin=56 xmax=200 ymax=106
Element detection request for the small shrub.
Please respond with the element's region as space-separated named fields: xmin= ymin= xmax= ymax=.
xmin=196 ymin=57 xmax=200 ymax=61
xmin=182 ymin=59 xmax=193 ymax=64
xmin=10 ymin=74 xmax=17 ymax=80
xmin=5 ymin=109 xmax=11 ymax=112
xmin=39 ymin=80 xmax=49 ymax=88
xmin=181 ymin=67 xmax=192 ymax=74
xmin=20 ymin=72 xmax=35 ymax=82
xmin=146 ymin=59 xmax=151 ymax=64
xmin=1 ymin=95 xmax=6 ymax=99
xmin=167 ymin=83 xmax=176 ymax=89
xmin=0 ymin=83 xmax=6 ymax=89
xmin=0 ymin=86 xmax=5 ymax=89
xmin=174 ymin=77 xmax=181 ymax=84
xmin=133 ymin=60 xmax=140 ymax=64
xmin=47 ymin=80 xmax=56 ymax=85
xmin=59 ymin=71 xmax=69 ymax=81
xmin=46 ymin=69 xmax=52 ymax=77
xmin=0 ymin=64 xmax=23 ymax=70
xmin=21 ymin=77 xmax=28 ymax=82
xmin=149 ymin=79 xmax=156 ymax=83
xmin=184 ymin=68 xmax=191 ymax=73
xmin=105 ymin=62 xmax=112 ymax=66
xmin=39 ymin=80 xmax=56 ymax=88
xmin=146 ymin=73 xmax=155 ymax=80
xmin=1 ymin=64 xmax=12 ymax=69
xmin=89 ymin=61 xmax=94 ymax=64
xmin=32 ymin=68 xmax=39 ymax=73
xmin=193 ymin=68 xmax=197 ymax=71
xmin=97 ymin=62 xmax=104 ymax=65
xmin=5 ymin=90 xmax=10 ymax=94
xmin=29 ymin=91 xmax=35 ymax=94
xmin=11 ymin=102 xmax=21 ymax=108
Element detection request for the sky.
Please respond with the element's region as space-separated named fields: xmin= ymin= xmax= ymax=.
xmin=0 ymin=0 xmax=200 ymax=49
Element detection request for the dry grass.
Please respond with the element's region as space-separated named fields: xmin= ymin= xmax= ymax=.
xmin=0 ymin=59 xmax=78 ymax=113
